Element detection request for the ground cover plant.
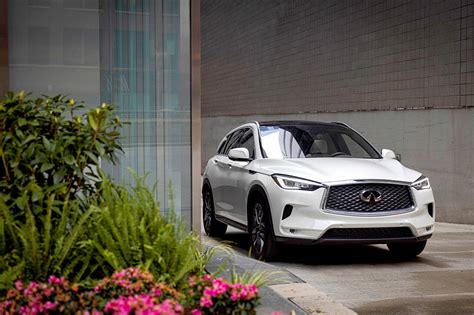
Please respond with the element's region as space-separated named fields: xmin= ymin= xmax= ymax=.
xmin=0 ymin=268 xmax=260 ymax=314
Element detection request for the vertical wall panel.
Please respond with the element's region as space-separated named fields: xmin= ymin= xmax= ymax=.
xmin=0 ymin=0 xmax=8 ymax=96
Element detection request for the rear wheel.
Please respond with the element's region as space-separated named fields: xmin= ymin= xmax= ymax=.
xmin=249 ymin=196 xmax=278 ymax=261
xmin=202 ymin=188 xmax=227 ymax=237
xmin=387 ymin=240 xmax=427 ymax=258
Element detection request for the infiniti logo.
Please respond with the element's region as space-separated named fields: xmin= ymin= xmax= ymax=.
xmin=360 ymin=190 xmax=383 ymax=204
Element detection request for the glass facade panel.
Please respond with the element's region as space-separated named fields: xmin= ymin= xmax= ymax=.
xmin=8 ymin=0 xmax=101 ymax=105
xmin=7 ymin=0 xmax=192 ymax=227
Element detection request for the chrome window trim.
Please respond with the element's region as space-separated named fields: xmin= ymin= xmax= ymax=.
xmin=321 ymin=180 xmax=417 ymax=217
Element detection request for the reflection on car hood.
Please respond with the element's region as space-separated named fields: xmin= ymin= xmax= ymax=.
xmin=251 ymin=157 xmax=421 ymax=184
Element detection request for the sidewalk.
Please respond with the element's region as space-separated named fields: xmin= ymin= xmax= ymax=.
xmin=203 ymin=234 xmax=356 ymax=315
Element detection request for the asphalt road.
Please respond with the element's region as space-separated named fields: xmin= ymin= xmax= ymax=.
xmin=206 ymin=222 xmax=474 ymax=314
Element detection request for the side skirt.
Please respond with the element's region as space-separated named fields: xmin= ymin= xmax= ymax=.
xmin=215 ymin=214 xmax=247 ymax=232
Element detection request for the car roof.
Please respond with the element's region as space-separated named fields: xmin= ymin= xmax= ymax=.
xmin=258 ymin=120 xmax=348 ymax=128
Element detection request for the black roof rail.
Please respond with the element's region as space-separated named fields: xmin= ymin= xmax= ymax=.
xmin=331 ymin=121 xmax=351 ymax=128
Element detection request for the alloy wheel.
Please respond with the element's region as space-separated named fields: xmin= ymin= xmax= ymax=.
xmin=251 ymin=202 xmax=266 ymax=255
xmin=203 ymin=191 xmax=213 ymax=232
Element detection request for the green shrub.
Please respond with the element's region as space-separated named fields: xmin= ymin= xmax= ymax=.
xmin=0 ymin=91 xmax=122 ymax=214
xmin=0 ymin=91 xmax=122 ymax=288
xmin=85 ymin=175 xmax=206 ymax=288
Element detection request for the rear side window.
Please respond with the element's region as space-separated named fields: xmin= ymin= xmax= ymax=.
xmin=217 ymin=138 xmax=227 ymax=154
xmin=223 ymin=130 xmax=244 ymax=154
xmin=239 ymin=128 xmax=255 ymax=159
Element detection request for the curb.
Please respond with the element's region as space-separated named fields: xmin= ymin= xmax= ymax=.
xmin=270 ymin=283 xmax=356 ymax=315
xmin=203 ymin=236 xmax=356 ymax=315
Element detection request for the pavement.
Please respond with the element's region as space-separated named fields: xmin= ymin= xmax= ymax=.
xmin=204 ymin=222 xmax=474 ymax=314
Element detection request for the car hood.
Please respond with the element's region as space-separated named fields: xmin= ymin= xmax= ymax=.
xmin=251 ymin=157 xmax=421 ymax=184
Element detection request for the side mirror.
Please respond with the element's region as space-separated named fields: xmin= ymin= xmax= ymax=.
xmin=381 ymin=148 xmax=398 ymax=160
xmin=228 ymin=148 xmax=251 ymax=162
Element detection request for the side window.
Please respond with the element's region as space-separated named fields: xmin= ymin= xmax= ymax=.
xmin=217 ymin=138 xmax=228 ymax=154
xmin=239 ymin=128 xmax=255 ymax=159
xmin=224 ymin=130 xmax=243 ymax=155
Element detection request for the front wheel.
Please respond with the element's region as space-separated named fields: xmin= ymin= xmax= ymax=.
xmin=249 ymin=196 xmax=278 ymax=261
xmin=387 ymin=240 xmax=427 ymax=258
xmin=202 ymin=188 xmax=227 ymax=237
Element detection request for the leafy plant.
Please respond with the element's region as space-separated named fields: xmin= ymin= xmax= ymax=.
xmin=0 ymin=91 xmax=122 ymax=215
xmin=84 ymin=174 xmax=207 ymax=287
xmin=230 ymin=268 xmax=287 ymax=287
xmin=0 ymin=91 xmax=123 ymax=289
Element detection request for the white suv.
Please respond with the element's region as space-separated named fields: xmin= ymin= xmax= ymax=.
xmin=202 ymin=121 xmax=435 ymax=260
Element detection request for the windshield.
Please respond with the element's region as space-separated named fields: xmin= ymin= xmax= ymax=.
xmin=259 ymin=124 xmax=381 ymax=159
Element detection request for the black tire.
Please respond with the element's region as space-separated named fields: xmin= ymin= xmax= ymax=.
xmin=202 ymin=187 xmax=227 ymax=237
xmin=249 ymin=195 xmax=278 ymax=261
xmin=387 ymin=240 xmax=427 ymax=258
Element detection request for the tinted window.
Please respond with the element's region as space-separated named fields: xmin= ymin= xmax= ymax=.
xmin=340 ymin=134 xmax=372 ymax=158
xmin=223 ymin=130 xmax=244 ymax=155
xmin=259 ymin=124 xmax=380 ymax=159
xmin=239 ymin=128 xmax=255 ymax=159
xmin=217 ymin=138 xmax=227 ymax=154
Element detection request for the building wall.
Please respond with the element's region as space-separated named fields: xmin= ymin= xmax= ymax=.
xmin=0 ymin=0 xmax=8 ymax=96
xmin=201 ymin=0 xmax=474 ymax=224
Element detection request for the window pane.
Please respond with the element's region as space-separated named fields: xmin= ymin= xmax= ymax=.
xmin=28 ymin=27 xmax=49 ymax=64
xmin=341 ymin=134 xmax=371 ymax=158
xmin=239 ymin=129 xmax=255 ymax=159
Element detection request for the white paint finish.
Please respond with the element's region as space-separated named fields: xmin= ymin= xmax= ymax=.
xmin=202 ymin=108 xmax=474 ymax=224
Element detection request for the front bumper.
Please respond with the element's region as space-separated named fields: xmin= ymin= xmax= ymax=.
xmin=266 ymin=179 xmax=435 ymax=244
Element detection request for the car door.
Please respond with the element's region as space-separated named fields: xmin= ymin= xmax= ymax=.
xmin=225 ymin=128 xmax=256 ymax=224
xmin=211 ymin=130 xmax=243 ymax=217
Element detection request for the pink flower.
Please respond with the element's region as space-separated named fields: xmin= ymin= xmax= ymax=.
xmin=203 ymin=287 xmax=217 ymax=297
xmin=231 ymin=291 xmax=239 ymax=301
xmin=44 ymin=301 xmax=56 ymax=310
xmin=200 ymin=296 xmax=213 ymax=308
xmin=191 ymin=309 xmax=202 ymax=315
xmin=272 ymin=312 xmax=283 ymax=315
xmin=15 ymin=280 xmax=23 ymax=291
xmin=48 ymin=275 xmax=65 ymax=285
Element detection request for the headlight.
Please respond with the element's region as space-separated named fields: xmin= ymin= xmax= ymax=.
xmin=411 ymin=175 xmax=431 ymax=190
xmin=272 ymin=174 xmax=323 ymax=191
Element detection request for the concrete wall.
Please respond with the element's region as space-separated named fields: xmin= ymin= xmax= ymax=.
xmin=202 ymin=109 xmax=474 ymax=224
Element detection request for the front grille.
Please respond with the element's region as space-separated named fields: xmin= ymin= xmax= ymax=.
xmin=322 ymin=227 xmax=414 ymax=240
xmin=325 ymin=183 xmax=414 ymax=213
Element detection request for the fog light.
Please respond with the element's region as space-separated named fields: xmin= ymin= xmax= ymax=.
xmin=289 ymin=229 xmax=296 ymax=234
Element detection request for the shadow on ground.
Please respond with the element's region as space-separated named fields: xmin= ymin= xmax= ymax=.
xmin=212 ymin=230 xmax=425 ymax=265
